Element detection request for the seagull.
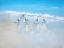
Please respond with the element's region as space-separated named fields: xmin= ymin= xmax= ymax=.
xmin=17 ymin=17 xmax=20 ymax=26
xmin=25 ymin=18 xmax=28 ymax=25
xmin=42 ymin=19 xmax=46 ymax=23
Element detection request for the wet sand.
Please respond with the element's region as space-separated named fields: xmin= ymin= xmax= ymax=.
xmin=0 ymin=21 xmax=64 ymax=48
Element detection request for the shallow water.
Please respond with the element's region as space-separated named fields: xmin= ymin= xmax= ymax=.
xmin=0 ymin=21 xmax=64 ymax=48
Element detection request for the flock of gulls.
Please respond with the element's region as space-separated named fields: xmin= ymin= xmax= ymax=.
xmin=14 ymin=14 xmax=46 ymax=26
xmin=13 ymin=14 xmax=46 ymax=31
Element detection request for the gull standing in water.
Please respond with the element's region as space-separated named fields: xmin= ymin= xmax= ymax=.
xmin=25 ymin=18 xmax=29 ymax=31
xmin=17 ymin=17 xmax=20 ymax=26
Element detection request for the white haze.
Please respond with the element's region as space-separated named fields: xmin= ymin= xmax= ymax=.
xmin=0 ymin=11 xmax=64 ymax=48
